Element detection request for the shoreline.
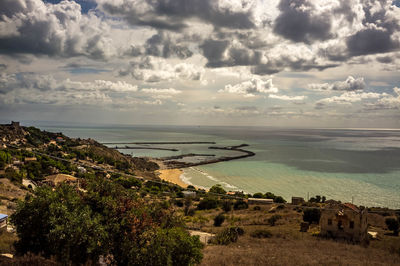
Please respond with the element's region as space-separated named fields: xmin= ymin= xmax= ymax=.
xmin=158 ymin=169 xmax=189 ymax=188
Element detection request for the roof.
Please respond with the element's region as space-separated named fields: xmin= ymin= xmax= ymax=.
xmin=343 ymin=203 xmax=360 ymax=212
xmin=45 ymin=174 xmax=77 ymax=184
xmin=0 ymin=214 xmax=8 ymax=220
xmin=324 ymin=202 xmax=361 ymax=213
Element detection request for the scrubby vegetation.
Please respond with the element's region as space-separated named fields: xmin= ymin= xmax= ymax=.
xmin=250 ymin=229 xmax=272 ymax=239
xmin=11 ymin=177 xmax=203 ymax=265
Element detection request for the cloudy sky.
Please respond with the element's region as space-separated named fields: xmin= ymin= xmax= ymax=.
xmin=0 ymin=0 xmax=400 ymax=128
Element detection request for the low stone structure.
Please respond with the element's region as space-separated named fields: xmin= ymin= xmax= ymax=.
xmin=248 ymin=198 xmax=273 ymax=205
xmin=43 ymin=174 xmax=78 ymax=187
xmin=292 ymin=197 xmax=305 ymax=205
xmin=320 ymin=202 xmax=368 ymax=243
xmin=183 ymin=191 xmax=196 ymax=198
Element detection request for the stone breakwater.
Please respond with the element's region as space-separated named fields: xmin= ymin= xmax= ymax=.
xmin=161 ymin=144 xmax=255 ymax=169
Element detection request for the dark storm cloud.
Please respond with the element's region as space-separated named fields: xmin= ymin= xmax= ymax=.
xmin=273 ymin=0 xmax=332 ymax=43
xmin=145 ymin=33 xmax=193 ymax=59
xmin=251 ymin=58 xmax=339 ymax=75
xmin=200 ymin=39 xmax=230 ymax=67
xmin=346 ymin=28 xmax=399 ymax=56
xmin=345 ymin=0 xmax=400 ymax=56
xmin=99 ymin=0 xmax=255 ymax=31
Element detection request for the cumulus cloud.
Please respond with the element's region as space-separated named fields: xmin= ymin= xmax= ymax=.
xmin=309 ymin=76 xmax=366 ymax=91
xmin=269 ymin=94 xmax=306 ymax=101
xmin=96 ymin=0 xmax=256 ymax=31
xmin=273 ymin=0 xmax=332 ymax=43
xmin=0 ymin=0 xmax=115 ymax=59
xmin=316 ymin=91 xmax=387 ymax=108
xmin=119 ymin=56 xmax=204 ymax=83
xmin=141 ymin=88 xmax=182 ymax=94
xmin=363 ymin=87 xmax=400 ymax=110
xmin=0 ymin=73 xmax=139 ymax=105
xmin=219 ymin=78 xmax=278 ymax=97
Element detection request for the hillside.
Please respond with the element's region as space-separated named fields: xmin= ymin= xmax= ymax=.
xmin=0 ymin=122 xmax=400 ymax=265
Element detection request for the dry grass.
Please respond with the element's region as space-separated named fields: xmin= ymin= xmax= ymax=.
xmin=0 ymin=231 xmax=17 ymax=254
xmin=201 ymin=235 xmax=400 ymax=266
xmin=183 ymin=204 xmax=400 ymax=265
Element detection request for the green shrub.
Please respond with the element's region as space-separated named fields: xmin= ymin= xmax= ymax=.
xmin=214 ymin=213 xmax=225 ymax=227
xmin=276 ymin=204 xmax=285 ymax=210
xmin=252 ymin=192 xmax=264 ymax=198
xmin=11 ymin=178 xmax=203 ymax=265
xmin=250 ymin=229 xmax=272 ymax=238
xmin=222 ymin=200 xmax=232 ymax=212
xmin=197 ymin=197 xmax=219 ymax=210
xmin=233 ymin=199 xmax=248 ymax=210
xmin=386 ymin=217 xmax=399 ymax=236
xmin=213 ymin=227 xmax=244 ymax=245
xmin=264 ymin=192 xmax=276 ymax=200
xmin=175 ymin=199 xmax=184 ymax=207
xmin=303 ymin=208 xmax=321 ymax=224
xmin=273 ymin=196 xmax=286 ymax=203
xmin=209 ymin=184 xmax=226 ymax=195
xmin=268 ymin=215 xmax=282 ymax=226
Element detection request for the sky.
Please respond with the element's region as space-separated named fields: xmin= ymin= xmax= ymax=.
xmin=0 ymin=0 xmax=400 ymax=128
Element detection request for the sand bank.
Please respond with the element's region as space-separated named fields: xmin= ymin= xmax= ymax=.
xmin=158 ymin=169 xmax=188 ymax=188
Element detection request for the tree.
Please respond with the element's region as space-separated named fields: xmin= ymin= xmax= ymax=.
xmin=11 ymin=177 xmax=203 ymax=265
xmin=264 ymin=192 xmax=276 ymax=200
xmin=222 ymin=200 xmax=232 ymax=212
xmin=252 ymin=192 xmax=264 ymax=198
xmin=303 ymin=208 xmax=321 ymax=224
xmin=233 ymin=199 xmax=248 ymax=210
xmin=385 ymin=217 xmax=399 ymax=236
xmin=0 ymin=150 xmax=11 ymax=169
xmin=321 ymin=196 xmax=326 ymax=203
xmin=197 ymin=197 xmax=219 ymax=210
xmin=11 ymin=185 xmax=107 ymax=264
xmin=209 ymin=184 xmax=226 ymax=195
xmin=315 ymin=195 xmax=321 ymax=203
xmin=214 ymin=213 xmax=225 ymax=227
xmin=273 ymin=196 xmax=286 ymax=203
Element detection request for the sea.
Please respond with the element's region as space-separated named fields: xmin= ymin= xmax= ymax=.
xmin=36 ymin=124 xmax=400 ymax=209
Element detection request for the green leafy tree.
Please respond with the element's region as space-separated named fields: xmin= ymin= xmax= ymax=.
xmin=11 ymin=185 xmax=107 ymax=264
xmin=214 ymin=213 xmax=225 ymax=227
xmin=197 ymin=197 xmax=219 ymax=210
xmin=385 ymin=217 xmax=399 ymax=236
xmin=264 ymin=192 xmax=276 ymax=200
xmin=273 ymin=196 xmax=286 ymax=203
xmin=252 ymin=192 xmax=264 ymax=198
xmin=233 ymin=199 xmax=248 ymax=210
xmin=0 ymin=150 xmax=11 ymax=169
xmin=11 ymin=177 xmax=203 ymax=265
xmin=303 ymin=208 xmax=321 ymax=224
xmin=209 ymin=184 xmax=226 ymax=195
xmin=222 ymin=200 xmax=232 ymax=212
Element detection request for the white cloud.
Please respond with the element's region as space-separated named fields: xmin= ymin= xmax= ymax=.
xmin=269 ymin=94 xmax=307 ymax=101
xmin=309 ymin=76 xmax=366 ymax=91
xmin=317 ymin=91 xmax=387 ymax=106
xmin=122 ymin=57 xmax=205 ymax=83
xmin=219 ymin=78 xmax=278 ymax=97
xmin=141 ymin=88 xmax=182 ymax=94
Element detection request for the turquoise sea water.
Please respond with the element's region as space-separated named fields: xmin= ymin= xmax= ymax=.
xmin=39 ymin=125 xmax=400 ymax=208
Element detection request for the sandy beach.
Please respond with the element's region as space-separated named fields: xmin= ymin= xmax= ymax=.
xmin=158 ymin=169 xmax=188 ymax=188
